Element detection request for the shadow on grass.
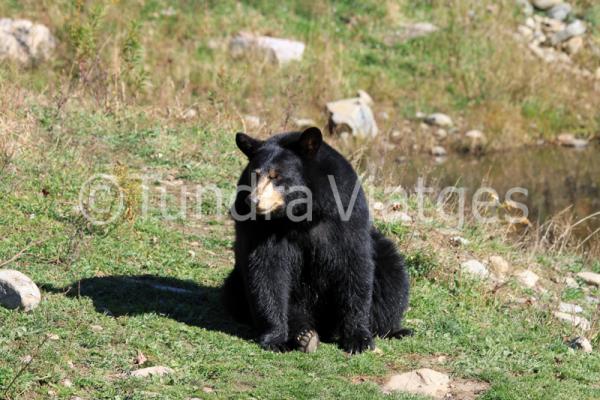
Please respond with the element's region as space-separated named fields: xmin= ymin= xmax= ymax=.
xmin=43 ymin=275 xmax=253 ymax=340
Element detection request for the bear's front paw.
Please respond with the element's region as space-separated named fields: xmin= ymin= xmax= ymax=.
xmin=341 ymin=331 xmax=374 ymax=355
xmin=258 ymin=331 xmax=289 ymax=352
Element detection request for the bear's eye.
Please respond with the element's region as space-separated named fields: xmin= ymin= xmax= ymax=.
xmin=268 ymin=170 xmax=279 ymax=180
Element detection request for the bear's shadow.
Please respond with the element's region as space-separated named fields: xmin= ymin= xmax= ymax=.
xmin=44 ymin=275 xmax=253 ymax=340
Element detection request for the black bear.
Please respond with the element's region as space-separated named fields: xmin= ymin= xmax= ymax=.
xmin=223 ymin=127 xmax=410 ymax=354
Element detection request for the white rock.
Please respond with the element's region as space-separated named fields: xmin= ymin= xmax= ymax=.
xmin=387 ymin=211 xmax=412 ymax=223
xmin=424 ymin=113 xmax=453 ymax=127
xmin=450 ymin=236 xmax=470 ymax=246
xmin=577 ymin=271 xmax=600 ymax=286
xmin=357 ymin=90 xmax=374 ymax=107
xmin=430 ymin=146 xmax=447 ymax=157
xmin=327 ymin=93 xmax=378 ymax=138
xmin=130 ymin=366 xmax=174 ymax=378
xmin=489 ymin=256 xmax=511 ymax=276
xmin=547 ymin=3 xmax=572 ymax=21
xmin=585 ymin=296 xmax=599 ymax=304
xmin=0 ymin=18 xmax=56 ymax=64
xmin=243 ymin=115 xmax=261 ymax=129
xmin=0 ymin=270 xmax=41 ymax=311
xmin=433 ymin=129 xmax=448 ymax=140
xmin=461 ymin=260 xmax=489 ymax=278
xmin=383 ymin=22 xmax=439 ymax=45
xmin=516 ymin=270 xmax=539 ymax=288
xmin=530 ymin=0 xmax=562 ymax=10
xmin=516 ymin=0 xmax=534 ymax=15
xmin=552 ymin=20 xmax=586 ymax=45
xmin=181 ymin=108 xmax=197 ymax=120
xmin=569 ymin=336 xmax=593 ymax=353
xmin=557 ymin=133 xmax=588 ymax=148
xmin=558 ymin=302 xmax=583 ymax=314
xmin=229 ymin=33 xmax=305 ymax=65
xmin=565 ymin=277 xmax=579 ymax=288
xmin=553 ymin=312 xmax=591 ymax=330
xmin=564 ymin=36 xmax=584 ymax=55
xmin=382 ymin=368 xmax=450 ymax=398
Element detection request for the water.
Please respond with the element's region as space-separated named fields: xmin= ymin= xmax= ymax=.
xmin=371 ymin=144 xmax=600 ymax=248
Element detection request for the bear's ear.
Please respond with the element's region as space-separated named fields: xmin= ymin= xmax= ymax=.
xmin=236 ymin=132 xmax=262 ymax=158
xmin=297 ymin=127 xmax=322 ymax=158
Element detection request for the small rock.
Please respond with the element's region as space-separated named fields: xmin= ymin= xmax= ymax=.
xmin=516 ymin=0 xmax=534 ymax=15
xmin=373 ymin=201 xmax=385 ymax=211
xmin=20 ymin=355 xmax=33 ymax=363
xmin=387 ymin=211 xmax=412 ymax=223
xmin=557 ymin=133 xmax=588 ymax=148
xmin=130 ymin=366 xmax=174 ymax=378
xmin=188 ymin=250 xmax=196 ymax=258
xmin=568 ymin=336 xmax=593 ymax=353
xmin=564 ymin=36 xmax=584 ymax=55
xmin=547 ymin=3 xmax=572 ymax=21
xmin=202 ymin=386 xmax=215 ymax=393
xmin=181 ymin=108 xmax=197 ymax=120
xmin=243 ymin=115 xmax=261 ymax=130
xmin=516 ymin=270 xmax=539 ymax=288
xmin=0 ymin=18 xmax=56 ymax=64
xmin=383 ymin=22 xmax=439 ymax=45
xmin=134 ymin=351 xmax=148 ymax=366
xmin=553 ymin=312 xmax=591 ymax=330
xmin=450 ymin=236 xmax=470 ymax=246
xmin=564 ymin=277 xmax=579 ymax=288
xmin=62 ymin=379 xmax=73 ymax=388
xmin=391 ymin=130 xmax=402 ymax=139
xmin=461 ymin=260 xmax=489 ymax=278
xmin=530 ymin=0 xmax=562 ymax=10
xmin=577 ymin=271 xmax=600 ymax=286
xmin=430 ymin=146 xmax=447 ymax=157
xmin=585 ymin=296 xmax=599 ymax=304
xmin=465 ymin=129 xmax=485 ymax=140
xmin=229 ymin=33 xmax=305 ymax=65
xmin=433 ymin=129 xmax=448 ymax=140
xmin=382 ymin=368 xmax=450 ymax=398
xmin=327 ymin=92 xmax=378 ymax=138
xmin=489 ymin=256 xmax=511 ymax=276
xmin=0 ymin=270 xmax=42 ymax=311
xmin=424 ymin=113 xmax=453 ymax=127
xmin=558 ymin=302 xmax=583 ymax=314
xmin=292 ymin=118 xmax=317 ymax=130
xmin=551 ymin=20 xmax=586 ymax=45
xmin=46 ymin=333 xmax=60 ymax=341
xmin=90 ymin=324 xmax=103 ymax=332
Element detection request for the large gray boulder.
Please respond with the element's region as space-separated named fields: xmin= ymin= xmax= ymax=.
xmin=0 ymin=269 xmax=41 ymax=311
xmin=326 ymin=91 xmax=378 ymax=138
xmin=0 ymin=18 xmax=56 ymax=64
xmin=229 ymin=32 xmax=305 ymax=65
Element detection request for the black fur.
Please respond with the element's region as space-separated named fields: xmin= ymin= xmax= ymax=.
xmin=223 ymin=128 xmax=410 ymax=354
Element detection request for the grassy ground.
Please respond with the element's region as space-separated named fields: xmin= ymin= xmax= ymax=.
xmin=1 ymin=0 xmax=600 ymax=399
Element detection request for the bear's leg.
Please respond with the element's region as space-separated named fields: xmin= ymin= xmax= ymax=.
xmin=287 ymin=301 xmax=319 ymax=353
xmin=370 ymin=229 xmax=411 ymax=338
xmin=246 ymin=237 xmax=302 ymax=352
xmin=222 ymin=267 xmax=252 ymax=324
xmin=331 ymin=243 xmax=376 ymax=354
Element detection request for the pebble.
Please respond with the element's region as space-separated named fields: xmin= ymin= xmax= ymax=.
xmin=450 ymin=236 xmax=470 ymax=246
xmin=558 ymin=302 xmax=583 ymax=314
xmin=553 ymin=312 xmax=591 ymax=330
xmin=130 ymin=366 xmax=174 ymax=378
xmin=568 ymin=336 xmax=593 ymax=353
xmin=489 ymin=256 xmax=511 ymax=276
xmin=531 ymin=0 xmax=562 ymax=10
xmin=516 ymin=270 xmax=539 ymax=288
xmin=424 ymin=113 xmax=453 ymax=127
xmin=564 ymin=277 xmax=579 ymax=288
xmin=461 ymin=260 xmax=489 ymax=278
xmin=0 ymin=270 xmax=42 ymax=311
xmin=577 ymin=271 xmax=600 ymax=286
xmin=552 ymin=20 xmax=586 ymax=45
xmin=430 ymin=146 xmax=447 ymax=157
xmin=547 ymin=3 xmax=572 ymax=21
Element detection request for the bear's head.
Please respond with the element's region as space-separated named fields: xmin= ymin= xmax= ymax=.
xmin=235 ymin=127 xmax=322 ymax=219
